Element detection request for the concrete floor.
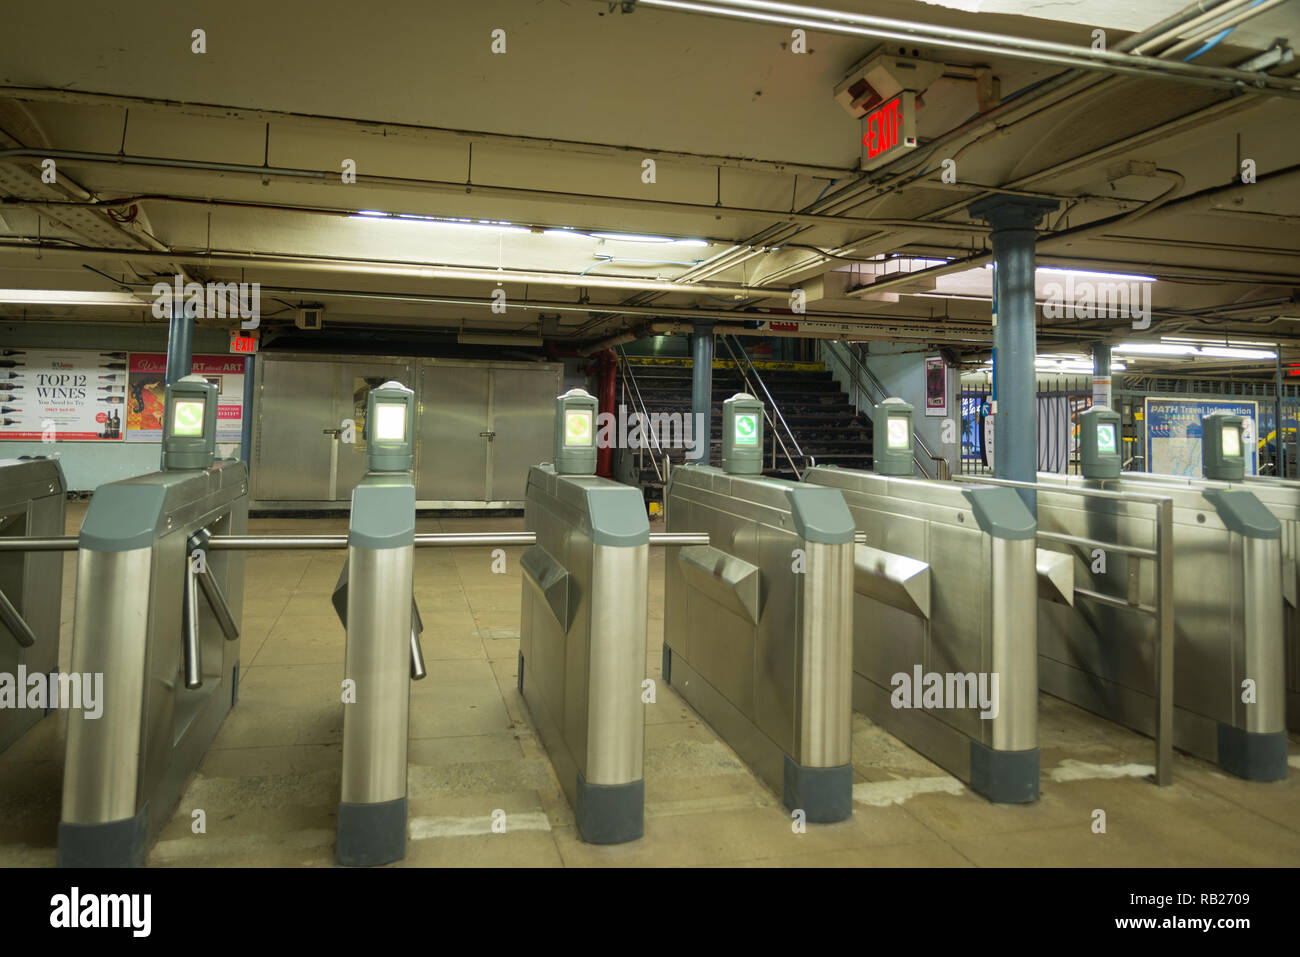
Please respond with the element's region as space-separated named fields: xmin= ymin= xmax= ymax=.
xmin=1 ymin=504 xmax=1298 ymax=867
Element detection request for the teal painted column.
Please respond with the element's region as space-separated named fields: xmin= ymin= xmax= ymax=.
xmin=969 ymin=196 xmax=1058 ymax=513
xmin=165 ymin=299 xmax=193 ymax=385
xmin=691 ymin=320 xmax=715 ymax=464
xmin=1092 ymin=342 xmax=1113 ymax=408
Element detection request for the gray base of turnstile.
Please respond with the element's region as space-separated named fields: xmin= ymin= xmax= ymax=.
xmin=855 ymin=673 xmax=1039 ymax=804
xmin=1217 ymin=726 xmax=1289 ymax=783
xmin=1040 ymin=657 xmax=1289 ymax=781
xmin=576 ymin=772 xmax=644 ymax=845
xmin=664 ymin=647 xmax=853 ymax=823
xmin=57 ymin=803 xmax=149 ymax=868
xmin=337 ymin=797 xmax=407 ymax=867
xmin=518 ymin=652 xmax=646 ymax=845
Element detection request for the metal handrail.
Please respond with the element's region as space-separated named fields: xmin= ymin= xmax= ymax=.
xmin=719 ymin=335 xmax=811 ymax=478
xmin=952 ymin=473 xmax=1175 ymax=787
xmin=0 ymin=532 xmax=710 ymax=552
xmin=822 ymin=340 xmax=937 ymax=479
xmin=615 ymin=347 xmax=667 ymax=483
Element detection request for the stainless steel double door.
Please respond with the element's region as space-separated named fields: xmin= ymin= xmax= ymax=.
xmin=253 ymin=356 xmax=559 ymax=505
xmin=416 ymin=360 xmax=559 ymax=505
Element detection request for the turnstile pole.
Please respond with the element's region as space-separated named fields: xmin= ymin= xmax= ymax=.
xmin=969 ymin=196 xmax=1058 ymax=513
xmin=182 ymin=560 xmax=203 ymax=689
xmin=691 ymin=320 xmax=715 ymax=465
xmin=0 ymin=586 xmax=37 ymax=648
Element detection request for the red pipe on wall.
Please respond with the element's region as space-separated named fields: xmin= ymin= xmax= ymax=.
xmin=597 ymin=348 xmax=616 ymax=478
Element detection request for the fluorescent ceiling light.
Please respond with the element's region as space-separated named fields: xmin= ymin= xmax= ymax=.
xmin=0 ymin=289 xmax=149 ymax=306
xmin=1114 ymin=342 xmax=1275 ymax=360
xmin=590 ymin=232 xmax=709 ymax=246
xmin=350 ymin=212 xmax=530 ymax=233
xmin=984 ymin=265 xmax=1156 ymax=282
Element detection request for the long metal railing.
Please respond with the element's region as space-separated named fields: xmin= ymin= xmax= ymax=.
xmin=719 ymin=335 xmax=812 ymax=477
xmin=821 ymin=340 xmax=939 ymax=479
xmin=0 ymin=532 xmax=709 ymax=552
xmin=953 ymin=473 xmax=1175 ymax=787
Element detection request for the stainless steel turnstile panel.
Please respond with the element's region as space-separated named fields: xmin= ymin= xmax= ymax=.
xmin=1035 ymin=472 xmax=1287 ymax=778
xmin=664 ymin=465 xmax=855 ymax=820
xmin=804 ymin=466 xmax=1039 ymax=801
xmin=520 ymin=464 xmax=648 ymax=843
xmin=1112 ymin=471 xmax=1300 ymax=733
xmin=59 ymin=460 xmax=248 ymax=866
xmin=0 ymin=458 xmax=67 ymax=753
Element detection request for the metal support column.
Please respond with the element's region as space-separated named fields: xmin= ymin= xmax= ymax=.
xmin=1092 ymin=342 xmax=1113 ymax=409
xmin=165 ymin=299 xmax=193 ymax=386
xmin=240 ymin=354 xmax=255 ymax=465
xmin=1276 ymin=352 xmax=1285 ymax=478
xmin=691 ymin=320 xmax=715 ymax=464
xmin=969 ymin=196 xmax=1058 ymax=514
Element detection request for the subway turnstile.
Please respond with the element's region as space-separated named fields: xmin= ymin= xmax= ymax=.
xmin=58 ymin=463 xmax=247 ymax=866
xmin=663 ymin=394 xmax=856 ymax=822
xmin=59 ymin=376 xmax=246 ymax=866
xmin=332 ymin=380 xmax=424 ymax=866
xmin=1093 ymin=469 xmax=1300 ymax=738
xmin=804 ymin=464 xmax=1042 ymax=803
xmin=0 ymin=457 xmax=67 ymax=752
xmin=518 ymin=388 xmax=650 ymax=844
xmin=1035 ymin=472 xmax=1288 ymax=781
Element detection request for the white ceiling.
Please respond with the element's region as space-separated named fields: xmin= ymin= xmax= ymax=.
xmin=0 ymin=0 xmax=1297 ymax=374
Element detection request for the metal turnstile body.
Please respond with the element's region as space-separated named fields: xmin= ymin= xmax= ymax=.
xmin=58 ymin=460 xmax=247 ymax=866
xmin=333 ymin=470 xmax=417 ymax=865
xmin=0 ymin=458 xmax=67 ymax=752
xmin=804 ymin=466 xmax=1041 ymax=803
xmin=1036 ymin=472 xmax=1287 ymax=781
xmin=519 ymin=464 xmax=649 ymax=843
xmin=663 ymin=465 xmax=855 ymax=822
xmin=1109 ymin=471 xmax=1300 ymax=735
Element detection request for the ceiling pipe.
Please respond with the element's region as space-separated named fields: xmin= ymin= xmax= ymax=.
xmin=0 ymin=148 xmax=977 ymax=233
xmin=622 ymin=0 xmax=1300 ymax=97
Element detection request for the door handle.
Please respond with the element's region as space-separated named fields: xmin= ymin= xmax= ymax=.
xmin=322 ymin=428 xmax=343 ymax=438
xmin=479 ymin=431 xmax=496 ymax=442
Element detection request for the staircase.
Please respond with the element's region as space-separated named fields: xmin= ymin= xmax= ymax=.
xmin=615 ymin=355 xmax=873 ymax=501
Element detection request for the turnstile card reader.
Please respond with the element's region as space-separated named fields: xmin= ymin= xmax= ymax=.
xmin=0 ymin=457 xmax=67 ymax=753
xmin=1036 ymin=471 xmax=1288 ymax=781
xmin=665 ymin=393 xmax=855 ymax=822
xmin=873 ymin=398 xmax=915 ymax=477
xmin=335 ymin=382 xmax=420 ymax=866
xmin=1080 ymin=406 xmax=1121 ymax=480
xmin=554 ymin=387 xmax=598 ymax=476
xmin=161 ymin=374 xmax=219 ymax=471
xmin=365 ymin=380 xmax=415 ymax=473
xmin=58 ymin=458 xmax=248 ymax=866
xmin=722 ymin=393 xmax=764 ymax=476
xmin=520 ymin=390 xmax=650 ymax=843
xmin=805 ymin=465 xmax=1041 ymax=803
xmin=1203 ymin=411 xmax=1246 ymax=482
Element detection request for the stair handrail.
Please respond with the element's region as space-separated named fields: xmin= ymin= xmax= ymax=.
xmin=719 ymin=336 xmax=813 ymax=478
xmin=822 ymin=340 xmax=936 ymax=479
xmin=615 ymin=348 xmax=666 ymax=484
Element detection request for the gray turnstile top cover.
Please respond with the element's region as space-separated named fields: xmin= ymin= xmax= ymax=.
xmin=528 ymin=465 xmax=649 ymax=547
xmin=349 ymin=473 xmax=416 ymax=550
xmin=1201 ymin=489 xmax=1281 ymax=540
xmin=0 ymin=457 xmax=67 ymax=507
xmin=961 ymin=487 xmax=1036 ymax=540
xmin=784 ymin=485 xmax=855 ymax=544
xmin=79 ymin=460 xmax=248 ymax=552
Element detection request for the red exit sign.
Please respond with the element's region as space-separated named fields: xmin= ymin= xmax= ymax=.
xmin=861 ymin=91 xmax=917 ymax=170
xmin=229 ymin=333 xmax=258 ymax=355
